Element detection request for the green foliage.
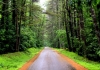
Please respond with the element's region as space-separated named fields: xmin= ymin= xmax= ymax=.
xmin=0 ymin=24 xmax=16 ymax=53
xmin=97 ymin=51 xmax=100 ymax=57
xmin=0 ymin=0 xmax=100 ymax=63
xmin=45 ymin=10 xmax=59 ymax=16
xmin=0 ymin=0 xmax=44 ymax=54
xmin=0 ymin=48 xmax=42 ymax=70
xmin=56 ymin=29 xmax=66 ymax=42
xmin=56 ymin=49 xmax=100 ymax=70
xmin=0 ymin=29 xmax=6 ymax=41
xmin=46 ymin=0 xmax=100 ymax=62
xmin=73 ymin=37 xmax=80 ymax=52
xmin=86 ymin=36 xmax=100 ymax=61
xmin=56 ymin=29 xmax=67 ymax=47
xmin=20 ymin=27 xmax=37 ymax=51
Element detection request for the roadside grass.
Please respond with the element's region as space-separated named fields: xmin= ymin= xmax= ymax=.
xmin=0 ymin=48 xmax=42 ymax=70
xmin=56 ymin=48 xmax=100 ymax=70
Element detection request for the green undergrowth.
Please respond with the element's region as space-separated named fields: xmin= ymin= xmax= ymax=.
xmin=0 ymin=47 xmax=42 ymax=70
xmin=56 ymin=48 xmax=100 ymax=70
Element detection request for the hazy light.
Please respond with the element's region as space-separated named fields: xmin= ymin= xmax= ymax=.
xmin=39 ymin=0 xmax=50 ymax=10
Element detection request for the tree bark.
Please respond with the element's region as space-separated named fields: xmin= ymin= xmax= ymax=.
xmin=12 ymin=0 xmax=20 ymax=51
xmin=78 ymin=0 xmax=86 ymax=57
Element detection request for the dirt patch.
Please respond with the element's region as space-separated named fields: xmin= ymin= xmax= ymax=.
xmin=19 ymin=51 xmax=42 ymax=70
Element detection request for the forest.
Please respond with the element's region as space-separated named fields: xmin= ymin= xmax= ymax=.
xmin=0 ymin=0 xmax=100 ymax=63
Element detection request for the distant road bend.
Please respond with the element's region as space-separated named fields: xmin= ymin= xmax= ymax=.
xmin=28 ymin=47 xmax=76 ymax=70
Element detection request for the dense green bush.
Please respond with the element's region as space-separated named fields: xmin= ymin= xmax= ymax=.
xmin=20 ymin=27 xmax=37 ymax=51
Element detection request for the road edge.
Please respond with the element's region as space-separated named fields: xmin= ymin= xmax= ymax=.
xmin=19 ymin=50 xmax=42 ymax=70
xmin=54 ymin=49 xmax=88 ymax=70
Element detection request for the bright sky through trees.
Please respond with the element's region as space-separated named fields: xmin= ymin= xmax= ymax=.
xmin=39 ymin=0 xmax=50 ymax=10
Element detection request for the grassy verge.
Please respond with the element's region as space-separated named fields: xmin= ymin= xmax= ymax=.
xmin=56 ymin=48 xmax=100 ymax=70
xmin=0 ymin=48 xmax=42 ymax=70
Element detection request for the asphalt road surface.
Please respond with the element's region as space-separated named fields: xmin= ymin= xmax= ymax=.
xmin=28 ymin=47 xmax=76 ymax=70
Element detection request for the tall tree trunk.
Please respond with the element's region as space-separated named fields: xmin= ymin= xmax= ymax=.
xmin=63 ymin=0 xmax=72 ymax=51
xmin=12 ymin=0 xmax=20 ymax=51
xmin=64 ymin=15 xmax=72 ymax=51
xmin=65 ymin=0 xmax=74 ymax=51
xmin=78 ymin=0 xmax=86 ymax=57
xmin=56 ymin=0 xmax=61 ymax=48
xmin=73 ymin=2 xmax=77 ymax=38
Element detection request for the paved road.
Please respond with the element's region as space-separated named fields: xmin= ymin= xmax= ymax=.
xmin=28 ymin=47 xmax=76 ymax=70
